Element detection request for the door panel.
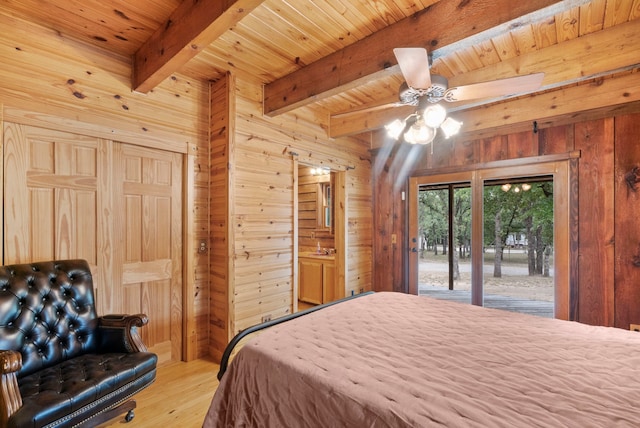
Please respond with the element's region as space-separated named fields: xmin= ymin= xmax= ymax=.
xmin=408 ymin=172 xmax=472 ymax=296
xmin=115 ymin=144 xmax=183 ymax=364
xmin=3 ymin=122 xmax=102 ymax=271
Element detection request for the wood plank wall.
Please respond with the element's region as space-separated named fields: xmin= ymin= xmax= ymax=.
xmin=229 ymin=73 xmax=374 ymax=327
xmin=612 ymin=116 xmax=640 ymax=329
xmin=189 ymin=96 xmax=212 ymax=361
xmin=345 ymin=167 xmax=374 ymax=296
xmin=209 ymin=74 xmax=233 ymax=361
xmin=208 ymin=74 xmax=373 ymax=357
xmin=372 ymin=113 xmax=640 ymax=329
xmin=0 ymin=11 xmax=211 ymax=360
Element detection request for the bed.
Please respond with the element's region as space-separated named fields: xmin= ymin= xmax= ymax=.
xmin=204 ymin=291 xmax=640 ymax=427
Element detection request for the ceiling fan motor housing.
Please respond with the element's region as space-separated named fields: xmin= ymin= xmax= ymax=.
xmin=398 ymin=82 xmax=419 ymax=105
xmin=425 ymin=75 xmax=448 ymax=100
xmin=399 ymin=74 xmax=449 ymax=104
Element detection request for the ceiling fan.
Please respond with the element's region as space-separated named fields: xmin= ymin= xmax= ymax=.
xmin=386 ymin=47 xmax=545 ymax=145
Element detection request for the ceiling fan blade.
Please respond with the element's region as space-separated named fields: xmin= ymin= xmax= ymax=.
xmin=393 ymin=47 xmax=432 ymax=90
xmin=444 ymin=73 xmax=545 ymax=102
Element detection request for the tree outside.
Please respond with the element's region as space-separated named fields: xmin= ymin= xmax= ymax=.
xmin=418 ymin=179 xmax=554 ymax=303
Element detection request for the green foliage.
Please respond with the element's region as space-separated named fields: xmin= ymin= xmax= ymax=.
xmin=418 ymin=180 xmax=554 ymax=275
xmin=528 ymin=182 xmax=554 ymax=244
xmin=418 ymin=186 xmax=471 ymax=252
xmin=453 ymin=188 xmax=471 ymax=248
xmin=483 ymin=181 xmax=553 ymax=249
xmin=418 ymin=188 xmax=448 ymax=250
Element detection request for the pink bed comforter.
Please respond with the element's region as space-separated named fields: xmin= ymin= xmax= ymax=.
xmin=204 ymin=292 xmax=640 ymax=427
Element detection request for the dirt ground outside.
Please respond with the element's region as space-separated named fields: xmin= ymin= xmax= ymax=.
xmin=418 ymin=248 xmax=554 ymax=302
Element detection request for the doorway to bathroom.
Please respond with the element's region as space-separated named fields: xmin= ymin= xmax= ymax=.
xmin=293 ymin=160 xmax=346 ymax=312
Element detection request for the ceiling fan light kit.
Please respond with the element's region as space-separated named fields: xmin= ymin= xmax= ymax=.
xmin=384 ymin=105 xmax=462 ymax=146
xmin=404 ymin=117 xmax=437 ymax=145
xmin=386 ymin=47 xmax=544 ymax=148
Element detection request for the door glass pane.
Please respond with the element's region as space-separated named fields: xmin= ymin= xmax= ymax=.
xmin=418 ymin=184 xmax=472 ymax=304
xmin=482 ymin=178 xmax=554 ymax=317
xmin=452 ymin=186 xmax=472 ymax=293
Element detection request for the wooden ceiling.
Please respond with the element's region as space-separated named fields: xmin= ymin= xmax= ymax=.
xmin=3 ymin=0 xmax=639 ymax=140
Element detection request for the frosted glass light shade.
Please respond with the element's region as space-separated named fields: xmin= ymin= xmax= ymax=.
xmin=423 ymin=104 xmax=447 ymax=128
xmin=385 ymin=119 xmax=405 ymax=139
xmin=404 ymin=120 xmax=436 ymax=145
xmin=440 ymin=117 xmax=463 ymax=138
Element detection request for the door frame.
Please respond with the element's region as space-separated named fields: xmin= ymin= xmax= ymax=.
xmin=292 ymin=157 xmax=348 ymax=312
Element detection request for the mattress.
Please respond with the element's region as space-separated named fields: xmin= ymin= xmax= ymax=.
xmin=204 ymin=292 xmax=640 ymax=427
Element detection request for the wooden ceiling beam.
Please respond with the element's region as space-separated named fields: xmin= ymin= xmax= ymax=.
xmin=133 ymin=0 xmax=264 ymax=93
xmin=263 ymin=0 xmax=591 ymax=117
xmin=329 ymin=20 xmax=640 ymax=138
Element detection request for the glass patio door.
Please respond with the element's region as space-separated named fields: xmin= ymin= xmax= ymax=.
xmin=415 ymin=183 xmax=472 ymax=304
xmin=408 ymin=159 xmax=572 ymax=320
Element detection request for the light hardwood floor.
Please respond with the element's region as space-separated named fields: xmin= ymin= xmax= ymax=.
xmin=101 ymin=358 xmax=220 ymax=428
xmin=108 ymin=305 xmax=315 ymax=427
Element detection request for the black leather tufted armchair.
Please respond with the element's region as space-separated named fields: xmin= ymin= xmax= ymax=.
xmin=0 ymin=259 xmax=157 ymax=427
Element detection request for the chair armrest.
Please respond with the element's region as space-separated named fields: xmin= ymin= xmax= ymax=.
xmin=97 ymin=314 xmax=150 ymax=353
xmin=0 ymin=350 xmax=23 ymax=426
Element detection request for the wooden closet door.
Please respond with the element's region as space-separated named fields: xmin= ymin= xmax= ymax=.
xmin=3 ymin=123 xmax=109 ymax=297
xmin=114 ymin=143 xmax=183 ymax=364
xmin=4 ymin=123 xmax=184 ymax=365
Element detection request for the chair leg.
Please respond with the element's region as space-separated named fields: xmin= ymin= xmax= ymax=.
xmin=125 ymin=409 xmax=135 ymax=422
xmin=76 ymin=400 xmax=137 ymax=427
